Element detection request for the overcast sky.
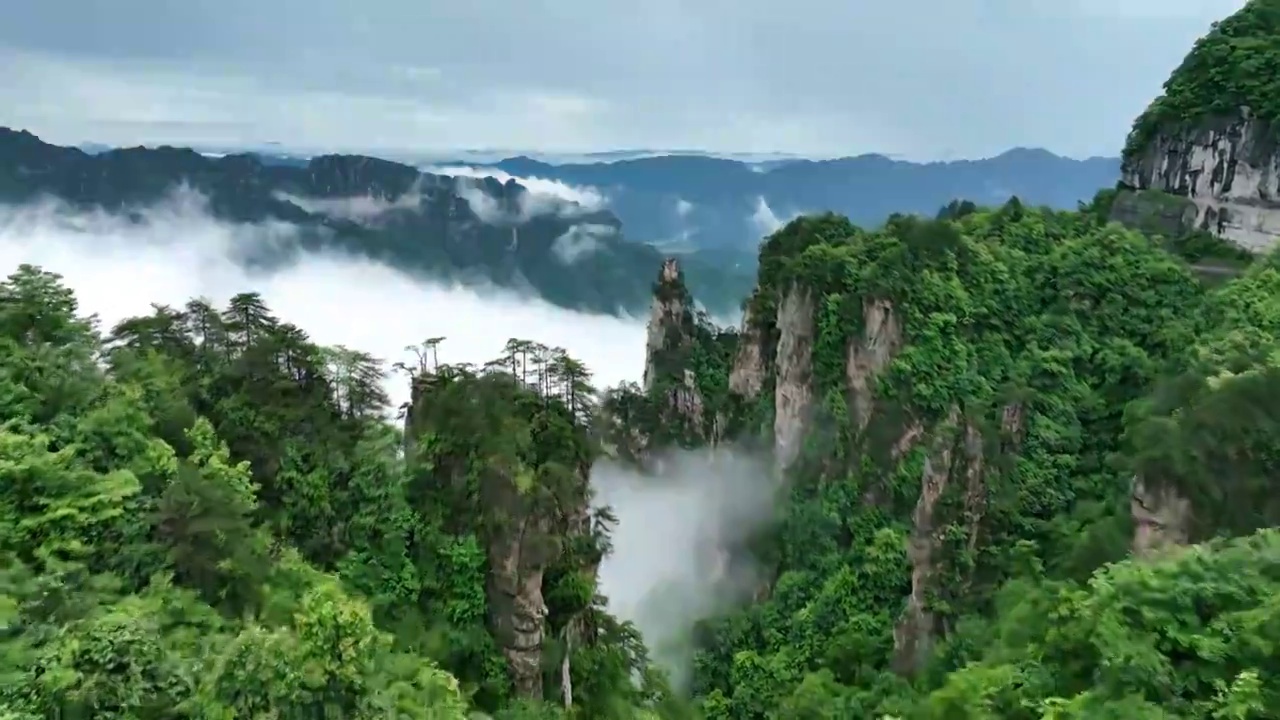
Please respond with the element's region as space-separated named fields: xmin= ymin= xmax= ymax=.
xmin=0 ymin=0 xmax=1247 ymax=159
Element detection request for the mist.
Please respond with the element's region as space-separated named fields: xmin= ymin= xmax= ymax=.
xmin=0 ymin=193 xmax=646 ymax=409
xmin=0 ymin=191 xmax=779 ymax=688
xmin=593 ymin=448 xmax=779 ymax=688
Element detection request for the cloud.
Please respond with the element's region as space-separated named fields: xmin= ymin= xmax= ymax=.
xmin=593 ymin=447 xmax=778 ymax=688
xmin=428 ymin=165 xmax=608 ymax=221
xmin=551 ymin=223 xmax=616 ymax=264
xmin=272 ymin=181 xmax=425 ymax=224
xmin=749 ymin=196 xmax=786 ymax=236
xmin=0 ymin=191 xmax=648 ymax=412
xmin=674 ymin=198 xmax=694 ymax=218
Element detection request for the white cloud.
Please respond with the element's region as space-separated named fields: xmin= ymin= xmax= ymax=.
xmin=551 ymin=223 xmax=616 ymax=264
xmin=0 ymin=191 xmax=647 ymax=412
xmin=428 ymin=164 xmax=608 ymax=218
xmin=593 ymin=448 xmax=778 ymax=687
xmin=749 ymin=195 xmax=785 ymax=236
xmin=675 ymin=198 xmax=694 ymax=217
xmin=272 ymin=184 xmax=424 ymax=224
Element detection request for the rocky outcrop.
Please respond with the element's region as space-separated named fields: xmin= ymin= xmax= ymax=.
xmin=404 ymin=369 xmax=582 ymax=700
xmin=638 ymin=258 xmax=718 ymax=448
xmin=728 ymin=297 xmax=766 ymax=401
xmin=773 ymin=284 xmax=815 ymax=473
xmin=1121 ymin=109 xmax=1280 ymax=251
xmin=891 ymin=402 xmax=1023 ymax=676
xmin=643 ymin=259 xmax=689 ymax=393
xmin=846 ymin=298 xmax=903 ymax=433
xmin=1131 ymin=475 xmax=1191 ymax=557
xmin=891 ymin=409 xmax=960 ymax=675
xmin=487 ymin=511 xmax=553 ymax=698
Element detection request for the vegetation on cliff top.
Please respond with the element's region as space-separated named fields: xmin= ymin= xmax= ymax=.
xmin=1122 ymin=0 xmax=1280 ymax=165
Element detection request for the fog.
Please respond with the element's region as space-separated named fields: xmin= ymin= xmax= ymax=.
xmin=0 ymin=191 xmax=779 ymax=685
xmin=594 ymin=450 xmax=778 ymax=689
xmin=0 ymin=193 xmax=646 ymax=407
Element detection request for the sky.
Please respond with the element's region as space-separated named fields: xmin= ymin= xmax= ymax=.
xmin=0 ymin=0 xmax=1249 ymax=159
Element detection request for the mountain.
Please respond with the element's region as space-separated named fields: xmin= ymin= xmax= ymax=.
xmin=440 ymin=147 xmax=1120 ymax=250
xmin=1115 ymin=0 xmax=1280 ymax=253
xmin=8 ymin=2 xmax=1280 ymax=719
xmin=0 ymin=128 xmax=753 ymax=317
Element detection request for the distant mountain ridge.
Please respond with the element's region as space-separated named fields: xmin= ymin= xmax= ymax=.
xmin=441 ymin=147 xmax=1121 ymax=250
xmin=1 ymin=127 xmax=754 ymax=316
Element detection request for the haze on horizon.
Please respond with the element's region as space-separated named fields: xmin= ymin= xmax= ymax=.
xmin=0 ymin=0 xmax=1247 ymax=161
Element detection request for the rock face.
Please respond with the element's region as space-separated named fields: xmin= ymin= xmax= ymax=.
xmin=1131 ymin=475 xmax=1191 ymax=557
xmin=1121 ymin=111 xmax=1280 ymax=252
xmin=643 ymin=259 xmax=689 ymax=393
xmin=888 ymin=404 xmax=1023 ymax=676
xmin=846 ymin=298 xmax=904 ymax=432
xmin=728 ymin=297 xmax=766 ymax=401
xmin=772 ymin=284 xmax=815 ymax=473
xmin=487 ymin=510 xmax=553 ymax=699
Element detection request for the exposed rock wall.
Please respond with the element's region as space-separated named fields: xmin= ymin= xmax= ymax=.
xmin=892 ymin=409 xmax=961 ymax=675
xmin=845 ymin=298 xmax=903 ymax=433
xmin=1130 ymin=474 xmax=1191 ymax=557
xmin=772 ymin=284 xmax=815 ymax=473
xmin=728 ymin=298 xmax=766 ymax=401
xmin=639 ymin=258 xmax=714 ymax=446
xmin=890 ymin=403 xmax=1023 ymax=676
xmin=1122 ymin=110 xmax=1280 ymax=251
xmin=487 ymin=510 xmax=552 ymax=698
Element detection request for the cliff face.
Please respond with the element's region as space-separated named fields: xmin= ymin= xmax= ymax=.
xmin=700 ymin=205 xmax=1194 ymax=686
xmin=771 ymin=284 xmax=814 ymax=473
xmin=1120 ymin=111 xmax=1280 ymax=251
xmin=1116 ymin=1 xmax=1280 ymax=254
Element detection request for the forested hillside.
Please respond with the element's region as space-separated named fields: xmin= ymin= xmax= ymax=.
xmin=0 ymin=268 xmax=688 ymax=718
xmin=7 ymin=1 xmax=1280 ymax=718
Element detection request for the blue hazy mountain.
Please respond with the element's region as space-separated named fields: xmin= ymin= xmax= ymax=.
xmin=3 ymin=128 xmax=754 ymax=317
xmin=444 ymin=148 xmax=1120 ymax=249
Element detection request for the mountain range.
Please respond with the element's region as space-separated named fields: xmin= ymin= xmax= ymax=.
xmin=14 ymin=129 xmax=1122 ymax=317
xmin=3 ymin=128 xmax=753 ymax=317
xmin=429 ymin=148 xmax=1121 ymax=251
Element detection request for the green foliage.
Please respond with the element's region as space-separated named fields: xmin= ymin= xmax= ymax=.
xmin=0 ymin=264 xmax=678 ymax=718
xmin=641 ymin=190 xmax=1280 ymax=717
